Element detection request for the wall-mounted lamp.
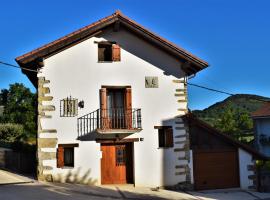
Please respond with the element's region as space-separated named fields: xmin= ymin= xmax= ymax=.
xmin=78 ymin=100 xmax=84 ymax=108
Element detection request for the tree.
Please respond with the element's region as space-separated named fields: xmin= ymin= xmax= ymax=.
xmin=0 ymin=123 xmax=24 ymax=143
xmin=235 ymin=109 xmax=253 ymax=131
xmin=214 ymin=104 xmax=238 ymax=135
xmin=0 ymin=89 xmax=8 ymax=105
xmin=0 ymin=83 xmax=36 ymax=143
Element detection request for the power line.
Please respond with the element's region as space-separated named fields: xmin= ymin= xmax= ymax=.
xmin=187 ymin=82 xmax=270 ymax=103
xmin=187 ymin=82 xmax=234 ymax=96
xmin=0 ymin=61 xmax=38 ymax=73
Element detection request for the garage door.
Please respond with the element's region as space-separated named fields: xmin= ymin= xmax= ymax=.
xmin=193 ymin=150 xmax=239 ymax=190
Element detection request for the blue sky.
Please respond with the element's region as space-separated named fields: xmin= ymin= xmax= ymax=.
xmin=0 ymin=0 xmax=269 ymax=110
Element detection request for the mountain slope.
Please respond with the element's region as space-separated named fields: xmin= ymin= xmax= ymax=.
xmin=192 ymin=94 xmax=270 ymax=126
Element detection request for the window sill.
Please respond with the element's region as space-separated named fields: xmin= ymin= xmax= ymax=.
xmin=97 ymin=61 xmax=121 ymax=63
xmin=62 ymin=166 xmax=74 ymax=169
xmin=97 ymin=61 xmax=113 ymax=63
xmin=158 ymin=147 xmax=173 ymax=149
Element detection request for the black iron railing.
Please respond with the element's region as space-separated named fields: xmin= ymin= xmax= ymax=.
xmin=77 ymin=108 xmax=142 ymax=136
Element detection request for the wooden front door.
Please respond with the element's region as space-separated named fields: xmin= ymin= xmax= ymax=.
xmin=193 ymin=150 xmax=239 ymax=190
xmin=101 ymin=143 xmax=133 ymax=184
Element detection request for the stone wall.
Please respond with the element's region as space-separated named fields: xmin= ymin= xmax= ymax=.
xmin=171 ymin=78 xmax=192 ymax=190
xmin=37 ymin=76 xmax=57 ymax=181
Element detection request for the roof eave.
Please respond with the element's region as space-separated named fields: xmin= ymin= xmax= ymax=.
xmin=16 ymin=11 xmax=209 ymax=85
xmin=252 ymin=115 xmax=270 ymax=119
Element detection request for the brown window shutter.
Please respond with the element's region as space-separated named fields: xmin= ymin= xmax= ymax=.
xmin=125 ymin=88 xmax=132 ymax=129
xmin=165 ymin=128 xmax=174 ymax=147
xmin=100 ymin=88 xmax=107 ymax=129
xmin=57 ymin=147 xmax=64 ymax=168
xmin=112 ymin=44 xmax=121 ymax=61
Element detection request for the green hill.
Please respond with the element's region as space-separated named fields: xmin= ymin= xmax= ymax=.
xmin=192 ymin=94 xmax=270 ymax=143
xmin=193 ymin=94 xmax=270 ymax=125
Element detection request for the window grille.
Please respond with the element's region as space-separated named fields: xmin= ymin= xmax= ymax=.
xmin=115 ymin=145 xmax=126 ymax=166
xmin=60 ymin=96 xmax=78 ymax=117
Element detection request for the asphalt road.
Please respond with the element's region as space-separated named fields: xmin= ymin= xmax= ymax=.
xmin=1 ymin=169 xmax=270 ymax=200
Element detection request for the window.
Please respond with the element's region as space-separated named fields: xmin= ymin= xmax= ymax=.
xmin=98 ymin=43 xmax=112 ymax=62
xmin=64 ymin=147 xmax=74 ymax=167
xmin=98 ymin=43 xmax=121 ymax=62
xmin=115 ymin=145 xmax=126 ymax=166
xmin=57 ymin=144 xmax=78 ymax=168
xmin=158 ymin=127 xmax=174 ymax=148
xmin=60 ymin=97 xmax=78 ymax=117
xmin=100 ymin=87 xmax=132 ymax=129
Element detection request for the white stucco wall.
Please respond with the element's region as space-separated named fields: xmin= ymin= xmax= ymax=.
xmin=254 ymin=118 xmax=270 ymax=157
xmin=38 ymin=27 xmax=188 ymax=187
xmin=238 ymin=148 xmax=254 ymax=189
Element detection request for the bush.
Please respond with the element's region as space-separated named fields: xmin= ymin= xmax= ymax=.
xmin=0 ymin=123 xmax=24 ymax=143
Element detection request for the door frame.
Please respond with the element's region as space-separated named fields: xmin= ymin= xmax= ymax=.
xmin=100 ymin=140 xmax=135 ymax=185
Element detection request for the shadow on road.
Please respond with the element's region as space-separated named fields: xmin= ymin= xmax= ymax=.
xmin=0 ymin=182 xmax=173 ymax=200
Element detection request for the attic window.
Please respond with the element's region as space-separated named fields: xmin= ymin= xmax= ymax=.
xmin=98 ymin=42 xmax=121 ymax=62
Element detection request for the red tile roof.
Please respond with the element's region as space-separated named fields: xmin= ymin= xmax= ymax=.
xmin=16 ymin=11 xmax=208 ymax=68
xmin=16 ymin=11 xmax=209 ymax=87
xmin=251 ymin=102 xmax=270 ymax=118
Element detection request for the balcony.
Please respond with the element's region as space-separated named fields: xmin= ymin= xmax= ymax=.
xmin=77 ymin=108 xmax=142 ymax=137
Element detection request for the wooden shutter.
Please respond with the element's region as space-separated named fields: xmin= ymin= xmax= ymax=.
xmin=125 ymin=88 xmax=132 ymax=129
xmin=112 ymin=44 xmax=121 ymax=61
xmin=100 ymin=88 xmax=107 ymax=129
xmin=165 ymin=128 xmax=174 ymax=147
xmin=57 ymin=147 xmax=64 ymax=168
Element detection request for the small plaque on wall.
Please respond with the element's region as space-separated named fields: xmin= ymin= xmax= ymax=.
xmin=145 ymin=76 xmax=159 ymax=88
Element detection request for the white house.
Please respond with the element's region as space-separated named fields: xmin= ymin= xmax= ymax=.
xmin=252 ymin=103 xmax=270 ymax=157
xmin=16 ymin=11 xmax=264 ymax=190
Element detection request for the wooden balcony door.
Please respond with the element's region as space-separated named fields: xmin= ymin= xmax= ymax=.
xmin=100 ymin=87 xmax=132 ymax=130
xmin=107 ymin=89 xmax=125 ymax=129
xmin=101 ymin=143 xmax=133 ymax=184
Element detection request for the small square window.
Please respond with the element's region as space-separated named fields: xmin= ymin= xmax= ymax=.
xmin=98 ymin=43 xmax=121 ymax=62
xmin=60 ymin=97 xmax=78 ymax=117
xmin=57 ymin=144 xmax=78 ymax=168
xmin=98 ymin=43 xmax=112 ymax=62
xmin=158 ymin=128 xmax=174 ymax=148
xmin=64 ymin=147 xmax=74 ymax=167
